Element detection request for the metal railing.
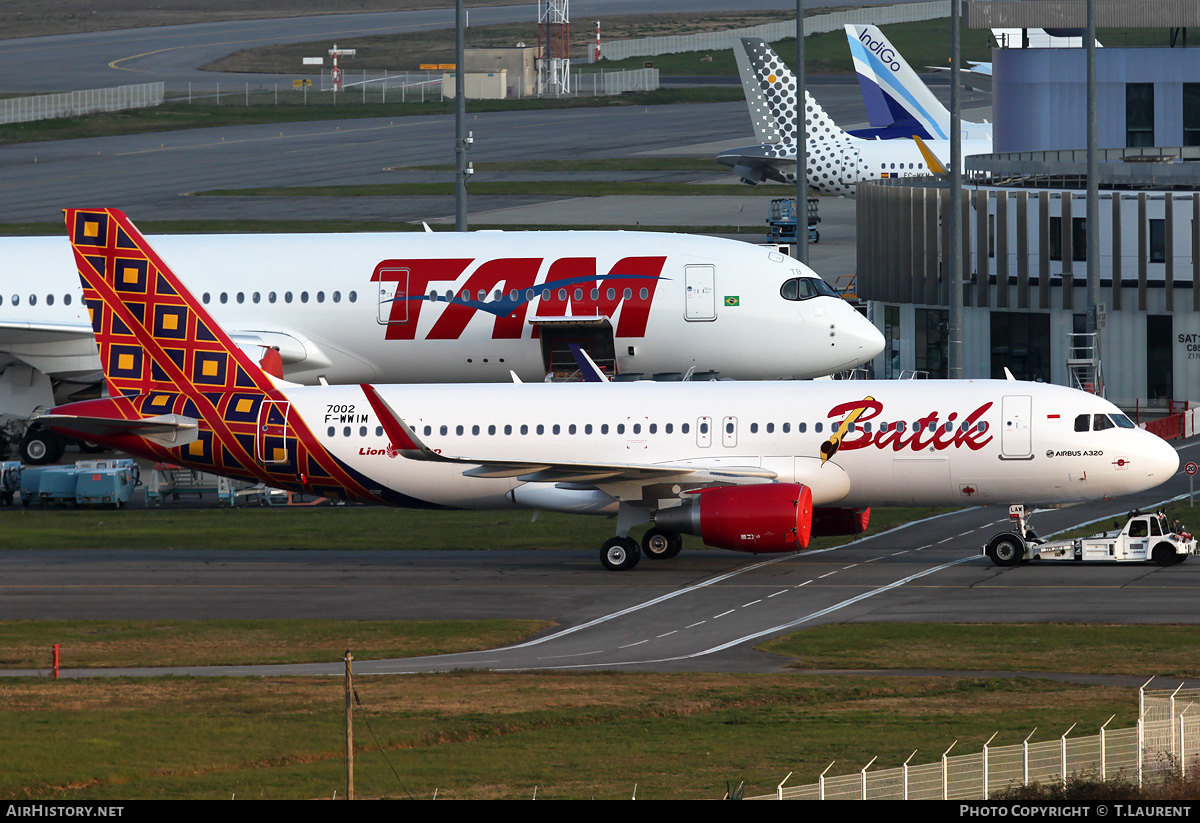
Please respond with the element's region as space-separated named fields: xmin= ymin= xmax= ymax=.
xmin=1 ymin=82 xmax=164 ymax=124
xmin=748 ymin=683 xmax=1200 ymax=800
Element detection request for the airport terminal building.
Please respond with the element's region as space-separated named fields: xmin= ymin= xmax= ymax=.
xmin=858 ymin=148 xmax=1200 ymax=409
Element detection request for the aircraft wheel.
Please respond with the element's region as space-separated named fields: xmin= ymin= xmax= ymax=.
xmin=642 ymin=528 xmax=683 ymax=560
xmin=600 ymin=537 xmax=641 ymax=571
xmin=19 ymin=428 xmax=63 ymax=466
xmin=1152 ymin=542 xmax=1176 ymax=567
xmin=986 ymin=533 xmax=1024 ymax=567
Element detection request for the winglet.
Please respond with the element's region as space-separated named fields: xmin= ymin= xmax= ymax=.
xmin=912 ymin=136 xmax=948 ymax=175
xmin=359 ymin=383 xmax=449 ymax=462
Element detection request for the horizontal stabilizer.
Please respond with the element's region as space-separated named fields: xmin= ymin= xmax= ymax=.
xmin=41 ymin=412 xmax=199 ymax=447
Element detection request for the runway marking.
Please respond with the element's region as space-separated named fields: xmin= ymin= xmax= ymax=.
xmin=959 ymin=530 xmax=975 ymax=536
xmin=938 ymin=536 xmax=955 ymax=543
xmin=842 ymin=564 xmax=859 ymax=570
xmin=818 ymin=571 xmax=837 ymax=579
xmin=535 ymin=650 xmax=604 ymax=660
xmin=685 ymin=621 xmax=706 ymax=629
xmin=618 ymin=640 xmax=649 ymax=649
xmin=795 ymin=580 xmax=812 ymax=587
xmin=768 ymin=590 xmax=788 ymax=598
xmin=890 ymin=551 xmax=909 ymax=556
xmin=742 ymin=599 xmax=762 ymax=608
xmin=864 ymin=556 xmax=881 ymax=562
xmin=657 ymin=630 xmax=678 ymax=638
xmin=918 ymin=545 xmax=933 ymax=550
xmin=713 ymin=610 xmax=734 ymax=619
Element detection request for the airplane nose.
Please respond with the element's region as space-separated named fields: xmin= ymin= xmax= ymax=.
xmin=1146 ymin=434 xmax=1180 ymax=482
xmin=831 ymin=308 xmax=885 ymax=368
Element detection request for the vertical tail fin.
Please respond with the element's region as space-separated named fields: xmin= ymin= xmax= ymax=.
xmin=845 ymin=24 xmax=950 ymax=140
xmin=734 ymin=37 xmax=847 ymax=146
xmin=66 ymin=208 xmax=275 ymax=400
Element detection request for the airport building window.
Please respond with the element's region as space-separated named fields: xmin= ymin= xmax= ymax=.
xmin=1150 ymin=219 xmax=1166 ymax=263
xmin=1049 ymin=217 xmax=1087 ymax=262
xmin=1185 ymin=84 xmax=1200 ymax=146
xmin=991 ymin=312 xmax=1051 ymax=382
xmin=1127 ymin=83 xmax=1155 ymax=147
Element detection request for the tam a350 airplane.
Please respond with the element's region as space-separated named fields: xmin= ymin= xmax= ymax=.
xmin=0 ymin=228 xmax=883 ymax=463
xmin=45 ymin=209 xmax=1179 ymax=571
xmin=717 ymin=37 xmax=993 ymax=195
xmin=845 ymin=24 xmax=992 ymax=143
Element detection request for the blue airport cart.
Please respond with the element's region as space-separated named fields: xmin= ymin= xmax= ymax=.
xmin=0 ymin=461 xmax=20 ymax=505
xmin=35 ymin=466 xmax=83 ymax=506
xmin=75 ymin=466 xmax=135 ymax=508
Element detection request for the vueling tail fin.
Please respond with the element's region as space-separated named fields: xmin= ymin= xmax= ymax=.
xmin=66 ymin=208 xmax=275 ymax=400
xmin=734 ymin=37 xmax=848 ymax=146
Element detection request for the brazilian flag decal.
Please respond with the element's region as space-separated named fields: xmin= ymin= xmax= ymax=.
xmin=724 ymin=295 xmax=740 ymax=306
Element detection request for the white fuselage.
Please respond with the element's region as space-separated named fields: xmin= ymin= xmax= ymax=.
xmin=0 ymin=231 xmax=881 ymax=387
xmin=281 ymin=379 xmax=1178 ymax=512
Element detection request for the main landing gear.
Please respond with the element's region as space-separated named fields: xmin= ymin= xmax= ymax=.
xmin=599 ymin=528 xmax=684 ymax=570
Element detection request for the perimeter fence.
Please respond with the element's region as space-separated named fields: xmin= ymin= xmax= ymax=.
xmin=590 ymin=0 xmax=951 ymax=63
xmin=746 ymin=683 xmax=1200 ymax=800
xmin=0 ymin=82 xmax=164 ymax=124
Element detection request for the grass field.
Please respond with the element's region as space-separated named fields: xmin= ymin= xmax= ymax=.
xmin=0 ymin=628 xmax=1169 ymax=799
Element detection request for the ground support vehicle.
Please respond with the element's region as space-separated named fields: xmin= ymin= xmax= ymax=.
xmin=766 ymin=197 xmax=820 ymax=244
xmin=984 ymin=505 xmax=1197 ymax=566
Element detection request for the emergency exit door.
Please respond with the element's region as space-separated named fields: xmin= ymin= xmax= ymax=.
xmin=684 ymin=265 xmax=716 ymax=321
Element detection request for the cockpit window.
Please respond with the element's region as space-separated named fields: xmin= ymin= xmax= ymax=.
xmin=1093 ymin=414 xmax=1114 ymax=431
xmin=1112 ymin=414 xmax=1135 ymax=429
xmin=780 ymin=277 xmax=838 ymax=301
xmin=1074 ymin=414 xmax=1090 ymax=432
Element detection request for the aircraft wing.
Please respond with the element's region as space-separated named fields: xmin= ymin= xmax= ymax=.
xmin=0 ymin=320 xmax=93 ymax=343
xmin=715 ymin=145 xmax=794 ymax=185
xmin=360 ymin=383 xmax=777 ymax=486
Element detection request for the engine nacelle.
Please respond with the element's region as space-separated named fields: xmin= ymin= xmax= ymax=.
xmin=811 ymin=507 xmax=871 ymax=537
xmin=655 ymin=483 xmax=813 ymax=554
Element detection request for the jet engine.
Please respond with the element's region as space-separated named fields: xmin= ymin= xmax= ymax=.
xmin=655 ymin=483 xmax=813 ymax=554
xmin=811 ymin=507 xmax=871 ymax=537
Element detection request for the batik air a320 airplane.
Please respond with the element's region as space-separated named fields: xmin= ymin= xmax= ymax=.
xmin=717 ymin=37 xmax=993 ymax=195
xmin=44 ymin=209 xmax=1178 ymax=570
xmin=0 ymin=227 xmax=883 ymax=463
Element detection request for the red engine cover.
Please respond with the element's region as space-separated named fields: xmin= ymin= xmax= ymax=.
xmin=693 ymin=483 xmax=813 ymax=554
xmin=811 ymin=507 xmax=871 ymax=537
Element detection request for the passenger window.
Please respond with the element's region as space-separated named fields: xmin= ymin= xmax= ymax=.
xmin=617 ymin=424 xmax=626 ymax=434
xmin=536 ymin=424 xmax=544 ymax=435
xmin=1075 ymin=414 xmax=1090 ymax=432
xmin=681 ymin=423 xmax=690 ymax=434
xmin=552 ymin=424 xmax=560 ymax=435
xmin=750 ymin=423 xmax=759 ymax=434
